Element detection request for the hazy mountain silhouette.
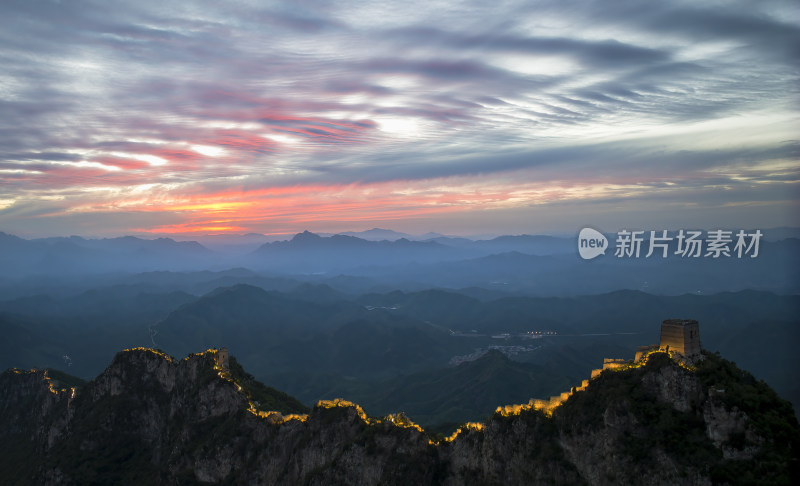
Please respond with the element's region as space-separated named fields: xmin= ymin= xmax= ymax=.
xmin=336 ymin=227 xmax=415 ymax=240
xmin=1 ymin=229 xmax=796 ymax=295
xmin=0 ymin=232 xmax=216 ymax=276
xmin=247 ymin=230 xmax=467 ymax=272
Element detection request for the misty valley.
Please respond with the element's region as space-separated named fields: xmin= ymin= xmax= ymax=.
xmin=1 ymin=230 xmax=798 ymax=431
xmin=1 ymin=229 xmax=799 ymax=484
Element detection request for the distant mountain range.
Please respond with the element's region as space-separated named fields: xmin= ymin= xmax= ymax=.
xmin=0 ymin=231 xmax=214 ymax=275
xmin=335 ymin=227 xmax=421 ymax=240
xmin=0 ymin=229 xmax=577 ymax=277
xmin=2 ymin=229 xmax=797 ymax=296
xmin=247 ymin=230 xmax=467 ymax=272
xmin=2 ymin=281 xmax=797 ymax=423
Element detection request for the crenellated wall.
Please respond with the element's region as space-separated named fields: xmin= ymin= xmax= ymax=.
xmin=498 ymin=321 xmax=703 ymax=418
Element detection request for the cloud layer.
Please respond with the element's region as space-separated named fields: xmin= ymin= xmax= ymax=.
xmin=1 ymin=0 xmax=798 ymax=237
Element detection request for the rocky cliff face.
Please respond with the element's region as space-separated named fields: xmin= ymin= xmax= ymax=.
xmin=0 ymin=349 xmax=797 ymax=485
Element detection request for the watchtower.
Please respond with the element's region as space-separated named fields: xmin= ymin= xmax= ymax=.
xmin=659 ymin=319 xmax=701 ymax=358
xmin=216 ymin=347 xmax=229 ymax=370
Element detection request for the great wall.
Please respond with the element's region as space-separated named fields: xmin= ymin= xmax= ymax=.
xmin=496 ymin=318 xmax=702 ymax=417
xmin=205 ymin=318 xmax=704 ymax=434
xmin=29 ymin=318 xmax=704 ymax=444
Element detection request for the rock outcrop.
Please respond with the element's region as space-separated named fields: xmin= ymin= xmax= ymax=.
xmin=0 ymin=348 xmax=797 ymax=485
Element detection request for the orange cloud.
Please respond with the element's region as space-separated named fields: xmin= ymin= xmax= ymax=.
xmin=65 ymin=170 xmax=686 ymax=237
xmin=137 ymin=223 xmax=249 ymax=234
xmin=126 ymin=180 xmax=476 ymax=235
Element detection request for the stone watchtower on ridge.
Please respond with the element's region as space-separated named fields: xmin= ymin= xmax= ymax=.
xmin=215 ymin=347 xmax=229 ymax=370
xmin=659 ymin=319 xmax=701 ymax=359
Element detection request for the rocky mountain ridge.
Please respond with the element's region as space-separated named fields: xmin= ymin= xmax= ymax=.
xmin=1 ymin=348 xmax=797 ymax=485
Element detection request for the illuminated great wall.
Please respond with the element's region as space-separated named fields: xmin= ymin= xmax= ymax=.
xmin=216 ymin=318 xmax=700 ymax=443
xmin=494 ymin=357 xmax=625 ymax=418
xmin=490 ymin=319 xmax=701 ymax=419
xmin=225 ymin=347 xmax=686 ymax=443
xmin=15 ymin=319 xmax=701 ymax=446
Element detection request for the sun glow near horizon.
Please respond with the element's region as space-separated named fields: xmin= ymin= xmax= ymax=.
xmin=0 ymin=0 xmax=797 ymax=238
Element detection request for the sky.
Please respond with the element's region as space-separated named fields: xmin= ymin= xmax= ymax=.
xmin=0 ymin=0 xmax=798 ymax=239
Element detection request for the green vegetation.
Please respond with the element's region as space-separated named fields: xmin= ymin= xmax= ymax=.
xmin=46 ymin=368 xmax=87 ymax=388
xmin=696 ymin=352 xmax=800 ymax=485
xmin=1 ymin=277 xmax=798 ymax=484
xmin=45 ymin=391 xmax=163 ymax=485
xmin=2 ymin=284 xmax=798 ymax=422
xmin=227 ymin=356 xmax=309 ymax=414
xmin=556 ymin=353 xmax=720 ymax=469
xmin=555 ymin=352 xmax=800 ymax=484
xmin=359 ymin=349 xmax=573 ymax=429
xmin=2 ymin=341 xmax=799 ymax=484
xmin=0 ymin=433 xmax=38 ymax=486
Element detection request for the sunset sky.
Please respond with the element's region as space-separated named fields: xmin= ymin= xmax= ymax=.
xmin=1 ymin=0 xmax=798 ymax=239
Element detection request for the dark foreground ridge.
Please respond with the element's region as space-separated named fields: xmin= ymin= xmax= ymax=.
xmin=1 ymin=347 xmax=798 ymax=485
